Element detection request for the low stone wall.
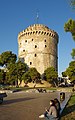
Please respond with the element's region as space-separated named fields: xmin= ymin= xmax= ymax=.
xmin=57 ymin=88 xmax=73 ymax=92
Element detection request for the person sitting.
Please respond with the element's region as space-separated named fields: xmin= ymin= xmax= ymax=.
xmin=54 ymin=98 xmax=61 ymax=117
xmin=44 ymin=100 xmax=59 ymax=120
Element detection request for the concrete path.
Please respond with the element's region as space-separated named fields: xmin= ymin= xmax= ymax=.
xmin=60 ymin=92 xmax=71 ymax=114
xmin=0 ymin=91 xmax=71 ymax=120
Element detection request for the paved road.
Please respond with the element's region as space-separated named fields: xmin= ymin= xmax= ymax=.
xmin=0 ymin=91 xmax=61 ymax=120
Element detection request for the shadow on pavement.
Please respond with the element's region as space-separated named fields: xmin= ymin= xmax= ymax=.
xmin=2 ymin=97 xmax=35 ymax=105
xmin=61 ymin=104 xmax=75 ymax=117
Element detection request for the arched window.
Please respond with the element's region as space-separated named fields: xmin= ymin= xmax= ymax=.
xmin=44 ymin=32 xmax=46 ymax=35
xmin=23 ymin=50 xmax=25 ymax=52
xmin=30 ymin=62 xmax=32 ymax=65
xmin=36 ymin=31 xmax=38 ymax=33
xmin=38 ymin=31 xmax=41 ymax=34
xmin=35 ymin=45 xmax=37 ymax=48
xmin=33 ymin=31 xmax=35 ymax=34
xmin=49 ymin=33 xmax=51 ymax=36
xmin=44 ymin=39 xmax=46 ymax=42
xmin=47 ymin=33 xmax=49 ymax=35
xmin=34 ymin=54 xmax=37 ymax=57
xmin=45 ymin=45 xmax=47 ymax=48
xmin=25 ymin=40 xmax=27 ymax=42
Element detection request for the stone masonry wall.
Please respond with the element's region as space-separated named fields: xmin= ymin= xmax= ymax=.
xmin=18 ymin=24 xmax=59 ymax=75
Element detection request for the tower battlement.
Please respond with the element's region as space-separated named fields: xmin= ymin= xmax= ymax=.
xmin=18 ymin=24 xmax=58 ymax=42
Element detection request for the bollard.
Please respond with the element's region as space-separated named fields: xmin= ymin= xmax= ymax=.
xmin=60 ymin=92 xmax=65 ymax=101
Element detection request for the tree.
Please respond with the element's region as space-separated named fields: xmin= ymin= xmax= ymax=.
xmin=64 ymin=19 xmax=75 ymax=60
xmin=62 ymin=71 xmax=67 ymax=77
xmin=6 ymin=63 xmax=17 ymax=85
xmin=0 ymin=51 xmax=17 ymax=67
xmin=16 ymin=60 xmax=28 ymax=84
xmin=64 ymin=19 xmax=75 ymax=41
xmin=65 ymin=61 xmax=75 ymax=82
xmin=6 ymin=60 xmax=28 ymax=85
xmin=44 ymin=67 xmax=58 ymax=86
xmin=22 ymin=71 xmax=31 ymax=84
xmin=71 ymin=48 xmax=75 ymax=60
xmin=28 ymin=68 xmax=41 ymax=83
xmin=0 ymin=69 xmax=5 ymax=84
xmin=70 ymin=0 xmax=75 ymax=8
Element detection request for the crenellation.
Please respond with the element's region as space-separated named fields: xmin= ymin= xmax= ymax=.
xmin=18 ymin=24 xmax=58 ymax=40
xmin=18 ymin=30 xmax=58 ymax=40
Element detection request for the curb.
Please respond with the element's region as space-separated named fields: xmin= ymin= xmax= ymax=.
xmin=60 ymin=92 xmax=71 ymax=114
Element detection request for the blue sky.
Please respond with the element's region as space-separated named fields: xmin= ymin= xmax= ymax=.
xmin=0 ymin=0 xmax=75 ymax=76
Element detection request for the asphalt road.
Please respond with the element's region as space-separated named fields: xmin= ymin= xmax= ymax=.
xmin=0 ymin=91 xmax=60 ymax=120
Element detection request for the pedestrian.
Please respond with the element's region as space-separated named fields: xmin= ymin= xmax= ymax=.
xmin=54 ymin=98 xmax=61 ymax=117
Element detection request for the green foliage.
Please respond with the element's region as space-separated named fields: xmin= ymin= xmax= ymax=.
xmin=64 ymin=19 xmax=75 ymax=41
xmin=15 ymin=60 xmax=28 ymax=81
xmin=22 ymin=67 xmax=41 ymax=84
xmin=66 ymin=61 xmax=75 ymax=82
xmin=64 ymin=19 xmax=75 ymax=60
xmin=22 ymin=71 xmax=31 ymax=84
xmin=0 ymin=55 xmax=3 ymax=66
xmin=68 ymin=94 xmax=75 ymax=106
xmin=70 ymin=0 xmax=75 ymax=8
xmin=62 ymin=71 xmax=67 ymax=77
xmin=6 ymin=60 xmax=28 ymax=85
xmin=28 ymin=68 xmax=41 ymax=82
xmin=71 ymin=48 xmax=75 ymax=60
xmin=0 ymin=51 xmax=17 ymax=67
xmin=0 ymin=51 xmax=29 ymax=85
xmin=44 ymin=67 xmax=58 ymax=86
xmin=0 ymin=69 xmax=5 ymax=83
xmin=6 ymin=63 xmax=17 ymax=84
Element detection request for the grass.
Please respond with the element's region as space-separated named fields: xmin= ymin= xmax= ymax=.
xmin=68 ymin=94 xmax=75 ymax=105
xmin=0 ymin=84 xmax=57 ymax=91
xmin=61 ymin=93 xmax=75 ymax=120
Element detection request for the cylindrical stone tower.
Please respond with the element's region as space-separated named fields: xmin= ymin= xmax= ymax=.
xmin=18 ymin=24 xmax=59 ymax=75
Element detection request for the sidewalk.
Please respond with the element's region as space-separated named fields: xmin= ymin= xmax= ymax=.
xmin=60 ymin=92 xmax=71 ymax=114
xmin=39 ymin=92 xmax=72 ymax=119
xmin=61 ymin=92 xmax=75 ymax=120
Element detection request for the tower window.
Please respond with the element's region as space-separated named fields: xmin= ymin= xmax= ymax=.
xmin=36 ymin=31 xmax=38 ymax=33
xmin=44 ymin=39 xmax=46 ymax=42
xmin=34 ymin=54 xmax=37 ymax=57
xmin=33 ymin=31 xmax=35 ymax=34
xmin=41 ymin=31 xmax=43 ymax=34
xmin=49 ymin=33 xmax=51 ymax=36
xmin=38 ymin=31 xmax=41 ymax=34
xmin=47 ymin=33 xmax=49 ymax=35
xmin=52 ymin=34 xmax=53 ymax=37
xmin=32 ymin=39 xmax=33 ymax=41
xmin=30 ymin=32 xmax=32 ymax=34
xmin=45 ymin=45 xmax=47 ymax=48
xmin=35 ymin=45 xmax=37 ymax=48
xmin=54 ymin=35 xmax=55 ymax=37
xmin=44 ymin=32 xmax=46 ymax=35
xmin=30 ymin=62 xmax=32 ymax=65
xmin=25 ymin=40 xmax=27 ymax=42
xmin=23 ymin=50 xmax=25 ymax=52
